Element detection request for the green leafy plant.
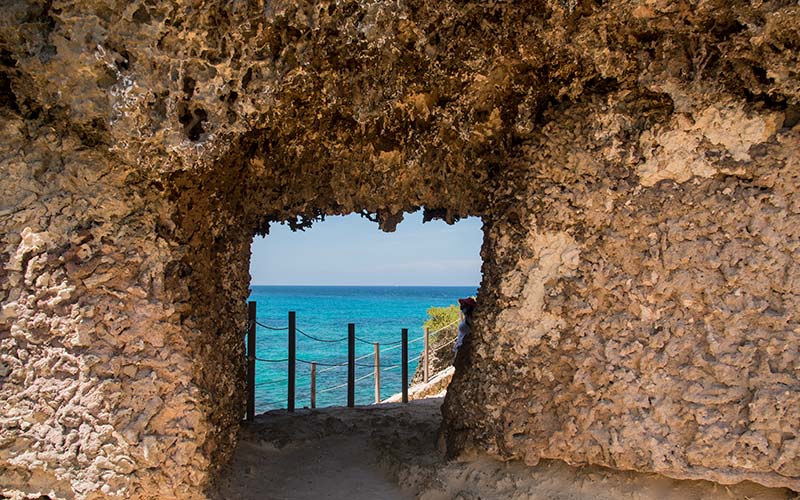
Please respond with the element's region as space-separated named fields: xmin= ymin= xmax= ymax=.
xmin=423 ymin=304 xmax=460 ymax=342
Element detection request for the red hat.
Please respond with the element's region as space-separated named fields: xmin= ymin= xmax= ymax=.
xmin=458 ymin=297 xmax=477 ymax=308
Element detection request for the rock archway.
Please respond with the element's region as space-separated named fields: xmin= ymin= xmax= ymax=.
xmin=1 ymin=0 xmax=799 ymax=497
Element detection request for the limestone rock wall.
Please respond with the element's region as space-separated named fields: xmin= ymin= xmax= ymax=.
xmin=1 ymin=0 xmax=799 ymax=497
xmin=0 ymin=116 xmax=213 ymax=497
xmin=443 ymin=89 xmax=800 ymax=490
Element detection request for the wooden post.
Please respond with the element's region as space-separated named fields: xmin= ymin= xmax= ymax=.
xmin=347 ymin=323 xmax=355 ymax=408
xmin=401 ymin=328 xmax=408 ymax=404
xmin=310 ymin=362 xmax=316 ymax=409
xmin=246 ymin=301 xmax=256 ymax=422
xmin=288 ymin=311 xmax=296 ymax=413
xmin=374 ymin=343 xmax=381 ymax=404
xmin=423 ymin=326 xmax=430 ymax=383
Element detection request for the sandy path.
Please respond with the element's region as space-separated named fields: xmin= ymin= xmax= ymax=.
xmin=212 ymin=398 xmax=797 ymax=500
xmin=211 ymin=402 xmax=436 ymax=500
xmin=216 ymin=435 xmax=411 ymax=500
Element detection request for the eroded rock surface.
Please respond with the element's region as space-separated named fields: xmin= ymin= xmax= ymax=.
xmin=1 ymin=0 xmax=798 ymax=497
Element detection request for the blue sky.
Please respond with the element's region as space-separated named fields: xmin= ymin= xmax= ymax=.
xmin=250 ymin=211 xmax=483 ymax=286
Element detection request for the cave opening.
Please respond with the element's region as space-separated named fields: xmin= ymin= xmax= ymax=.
xmin=161 ymin=127 xmax=495 ymax=490
xmin=246 ymin=210 xmax=484 ymax=412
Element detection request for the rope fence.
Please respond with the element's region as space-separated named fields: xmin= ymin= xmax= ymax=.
xmin=433 ymin=336 xmax=457 ymax=352
xmin=428 ymin=319 xmax=460 ymax=335
xmin=253 ymin=318 xmax=455 ymax=347
xmin=245 ymin=305 xmax=462 ymax=420
xmin=356 ymin=336 xmax=403 ymax=346
xmin=381 ymin=334 xmax=425 ymax=353
xmin=296 ymin=327 xmax=347 ymax=343
xmin=316 ymin=371 xmax=374 ymax=395
xmin=254 ymin=320 xmax=289 ymax=331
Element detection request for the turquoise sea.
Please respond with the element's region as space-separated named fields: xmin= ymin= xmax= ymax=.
xmin=248 ymin=285 xmax=476 ymax=412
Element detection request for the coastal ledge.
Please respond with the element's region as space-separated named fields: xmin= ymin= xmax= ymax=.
xmin=384 ymin=366 xmax=455 ymax=403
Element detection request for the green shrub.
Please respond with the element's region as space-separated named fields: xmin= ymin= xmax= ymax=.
xmin=423 ymin=304 xmax=460 ymax=342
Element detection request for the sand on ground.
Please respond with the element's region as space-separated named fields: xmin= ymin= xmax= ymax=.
xmin=212 ymin=398 xmax=798 ymax=500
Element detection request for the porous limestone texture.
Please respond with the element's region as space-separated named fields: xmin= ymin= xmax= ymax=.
xmin=0 ymin=0 xmax=798 ymax=497
xmin=443 ymin=84 xmax=800 ymax=491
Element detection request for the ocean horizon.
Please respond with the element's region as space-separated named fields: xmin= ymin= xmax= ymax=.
xmin=248 ymin=285 xmax=477 ymax=411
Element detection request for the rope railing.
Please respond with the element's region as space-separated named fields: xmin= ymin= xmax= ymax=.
xmin=316 ymin=381 xmax=348 ymax=394
xmin=245 ymin=304 xmax=465 ymax=418
xmin=295 ymin=358 xmax=345 ymax=367
xmin=254 ymin=319 xmax=458 ymax=347
xmin=381 ymin=334 xmax=424 ymax=353
xmin=289 ymin=357 xmax=379 ymax=368
xmin=253 ymin=318 xmax=458 ymax=343
xmin=279 ymin=356 xmax=371 ymax=372
xmin=317 ymin=371 xmax=374 ymax=394
xmin=254 ymin=320 xmax=289 ymax=331
xmin=433 ymin=336 xmax=457 ymax=352
xmin=316 ymin=350 xmax=375 ymax=374
xmin=426 ymin=318 xmax=460 ymax=336
xmin=315 ymin=360 xmax=347 ymax=374
xmin=296 ymin=327 xmax=348 ymax=343
xmin=384 ymin=354 xmax=424 ymax=367
xmin=355 ymin=336 xmax=402 ymax=346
